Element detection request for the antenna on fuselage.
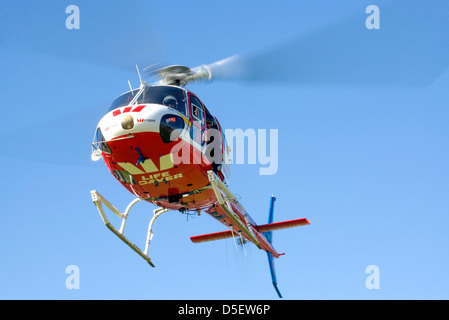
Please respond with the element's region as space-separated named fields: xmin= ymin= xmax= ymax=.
xmin=136 ymin=64 xmax=150 ymax=88
xmin=136 ymin=64 xmax=142 ymax=83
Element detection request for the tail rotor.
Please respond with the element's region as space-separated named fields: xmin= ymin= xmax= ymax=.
xmin=264 ymin=196 xmax=283 ymax=298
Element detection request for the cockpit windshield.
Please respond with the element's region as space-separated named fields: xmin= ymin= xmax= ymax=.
xmin=108 ymin=86 xmax=187 ymax=116
xmin=108 ymin=89 xmax=140 ymax=111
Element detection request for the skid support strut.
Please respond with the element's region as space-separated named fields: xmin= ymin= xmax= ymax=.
xmin=90 ymin=190 xmax=169 ymax=267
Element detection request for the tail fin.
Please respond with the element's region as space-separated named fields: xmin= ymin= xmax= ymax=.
xmin=264 ymin=196 xmax=283 ymax=298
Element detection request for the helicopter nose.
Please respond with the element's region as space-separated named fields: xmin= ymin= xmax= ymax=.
xmin=103 ymin=104 xmax=186 ymax=144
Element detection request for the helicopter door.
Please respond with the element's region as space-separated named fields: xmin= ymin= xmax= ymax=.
xmin=215 ymin=118 xmax=231 ymax=182
xmin=189 ymin=94 xmax=205 ymax=147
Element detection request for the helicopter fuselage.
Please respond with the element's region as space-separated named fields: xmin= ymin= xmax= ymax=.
xmin=93 ymin=84 xmax=230 ymax=211
xmin=90 ymin=80 xmax=310 ymax=297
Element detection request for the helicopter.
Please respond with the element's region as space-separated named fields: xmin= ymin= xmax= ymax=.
xmin=86 ymin=1 xmax=448 ymax=299
xmin=90 ymin=64 xmax=310 ymax=298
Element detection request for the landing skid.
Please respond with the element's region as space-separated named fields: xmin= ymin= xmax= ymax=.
xmin=90 ymin=190 xmax=170 ymax=267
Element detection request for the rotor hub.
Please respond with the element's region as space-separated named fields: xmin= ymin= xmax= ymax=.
xmin=159 ymin=65 xmax=192 ymax=86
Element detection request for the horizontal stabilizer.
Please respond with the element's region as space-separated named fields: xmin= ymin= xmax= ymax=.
xmin=190 ymin=218 xmax=309 ymax=244
xmin=257 ymin=218 xmax=310 ymax=233
xmin=190 ymin=230 xmax=235 ymax=243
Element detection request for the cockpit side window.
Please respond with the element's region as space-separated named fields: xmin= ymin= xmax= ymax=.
xmin=93 ymin=127 xmax=111 ymax=154
xmin=204 ymin=106 xmax=218 ymax=129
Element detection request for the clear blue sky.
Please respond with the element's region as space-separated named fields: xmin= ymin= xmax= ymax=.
xmin=1 ymin=0 xmax=449 ymax=300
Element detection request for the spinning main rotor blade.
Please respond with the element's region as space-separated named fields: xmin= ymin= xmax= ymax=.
xmin=194 ymin=1 xmax=449 ymax=87
xmin=0 ymin=106 xmax=103 ymax=167
xmin=2 ymin=1 xmax=446 ymax=168
xmin=1 ymin=0 xmax=163 ymax=71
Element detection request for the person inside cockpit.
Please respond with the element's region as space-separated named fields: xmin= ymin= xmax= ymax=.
xmin=206 ymin=114 xmax=217 ymax=129
xmin=163 ymin=95 xmax=178 ymax=110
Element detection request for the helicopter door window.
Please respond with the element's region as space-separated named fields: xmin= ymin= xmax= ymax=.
xmin=191 ymin=123 xmax=202 ymax=146
xmin=189 ymin=95 xmax=205 ymax=146
xmin=190 ymin=96 xmax=204 ymax=125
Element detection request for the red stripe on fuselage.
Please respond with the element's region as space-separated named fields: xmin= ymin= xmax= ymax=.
xmin=132 ymin=105 xmax=146 ymax=112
